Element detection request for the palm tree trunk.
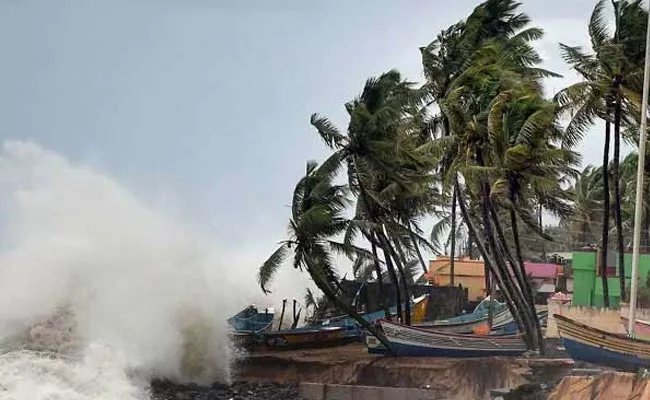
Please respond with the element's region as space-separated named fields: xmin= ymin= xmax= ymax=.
xmin=377 ymin=233 xmax=403 ymax=323
xmin=454 ymin=181 xmax=532 ymax=348
xmin=379 ymin=229 xmax=412 ymax=325
xmin=391 ymin=240 xmax=413 ymax=326
xmin=408 ymin=224 xmax=428 ymax=274
xmin=502 ymin=196 xmax=544 ymax=352
xmin=474 ymin=147 xmax=537 ymax=348
xmin=601 ymin=118 xmax=612 ymax=308
xmin=350 ymin=156 xmax=405 ymax=323
xmin=450 ymin=190 xmax=457 ymax=286
xmin=613 ymin=96 xmax=626 ymax=302
xmin=369 ymin=235 xmax=390 ymax=319
xmin=538 ymin=204 xmax=546 ymax=261
xmin=488 ymin=205 xmax=540 ymax=350
xmin=305 ymin=260 xmax=394 ymax=352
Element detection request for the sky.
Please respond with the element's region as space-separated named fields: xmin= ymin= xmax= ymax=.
xmin=0 ymin=0 xmax=634 ymax=286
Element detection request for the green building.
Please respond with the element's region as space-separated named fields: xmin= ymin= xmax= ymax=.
xmin=572 ymin=250 xmax=650 ymax=308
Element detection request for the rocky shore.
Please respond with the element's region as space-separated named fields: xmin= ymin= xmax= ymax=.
xmin=150 ymin=380 xmax=302 ymax=400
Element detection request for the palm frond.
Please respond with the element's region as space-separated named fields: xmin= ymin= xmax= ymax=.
xmin=258 ymin=242 xmax=291 ymax=294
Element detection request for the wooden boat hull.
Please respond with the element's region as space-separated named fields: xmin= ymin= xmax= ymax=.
xmin=316 ymin=295 xmax=429 ymax=328
xmin=555 ymin=314 xmax=650 ymax=371
xmin=375 ymin=320 xmax=527 ymax=357
xmin=621 ymin=316 xmax=650 ymax=341
xmin=227 ymin=306 xmax=275 ymax=349
xmin=260 ymin=326 xmax=359 ymax=350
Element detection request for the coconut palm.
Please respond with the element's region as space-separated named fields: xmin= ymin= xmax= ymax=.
xmin=311 ymin=70 xmax=437 ymax=325
xmin=563 ymin=166 xmax=605 ymax=247
xmin=555 ymin=0 xmax=647 ymax=304
xmin=426 ymin=0 xmax=565 ymax=350
xmin=258 ymin=159 xmax=392 ymax=349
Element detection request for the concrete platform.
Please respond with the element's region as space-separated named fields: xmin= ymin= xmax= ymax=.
xmin=299 ymin=383 xmax=438 ymax=400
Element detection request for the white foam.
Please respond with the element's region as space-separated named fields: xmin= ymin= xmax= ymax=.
xmin=0 ymin=140 xmax=273 ymax=397
xmin=0 ymin=344 xmax=150 ymax=400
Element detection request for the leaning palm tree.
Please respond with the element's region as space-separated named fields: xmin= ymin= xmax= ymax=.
xmin=429 ymin=0 xmax=561 ymax=349
xmin=311 ymin=70 xmax=436 ymax=325
xmin=555 ymin=0 xmax=647 ymax=304
xmin=258 ymin=158 xmax=392 ymax=349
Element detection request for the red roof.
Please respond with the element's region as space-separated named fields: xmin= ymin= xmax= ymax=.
xmin=524 ymin=262 xmax=561 ymax=279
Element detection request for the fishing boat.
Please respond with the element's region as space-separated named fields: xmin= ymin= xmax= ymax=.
xmin=621 ymin=316 xmax=650 ymax=340
xmin=260 ymin=296 xmax=429 ymax=350
xmin=367 ymin=319 xmax=527 ymax=357
xmin=413 ymin=297 xmax=508 ymax=333
xmin=259 ymin=325 xmax=359 ymax=349
xmin=227 ymin=305 xmax=275 ymax=348
xmin=315 ymin=295 xmax=429 ymax=328
xmin=555 ymin=314 xmax=650 ymax=371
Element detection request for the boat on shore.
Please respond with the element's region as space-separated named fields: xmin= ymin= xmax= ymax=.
xmin=555 ymin=313 xmax=650 ymax=371
xmin=260 ymin=295 xmax=429 ymax=350
xmin=227 ymin=305 xmax=275 ymax=348
xmin=368 ymin=319 xmax=527 ymax=357
xmin=259 ymin=325 xmax=359 ymax=350
xmin=620 ymin=315 xmax=650 ymax=340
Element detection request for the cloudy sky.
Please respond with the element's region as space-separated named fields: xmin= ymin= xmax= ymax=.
xmin=0 ymin=0 xmax=631 ymax=282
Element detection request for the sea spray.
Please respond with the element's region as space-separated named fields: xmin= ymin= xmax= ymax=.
xmin=0 ymin=346 xmax=151 ymax=400
xmin=0 ymin=140 xmax=280 ymax=397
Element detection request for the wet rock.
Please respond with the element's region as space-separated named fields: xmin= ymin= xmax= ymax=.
xmin=150 ymin=380 xmax=301 ymax=400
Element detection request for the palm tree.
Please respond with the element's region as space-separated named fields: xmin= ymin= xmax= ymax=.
xmin=564 ymin=166 xmax=605 ymax=248
xmin=555 ymin=0 xmax=647 ymax=304
xmin=258 ymin=159 xmax=392 ymax=349
xmin=483 ymin=85 xmax=578 ymax=345
xmin=311 ymin=70 xmax=436 ymax=325
xmin=426 ymin=0 xmax=564 ymax=350
xmin=421 ymin=22 xmax=465 ymax=285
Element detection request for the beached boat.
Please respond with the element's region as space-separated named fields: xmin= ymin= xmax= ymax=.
xmin=227 ymin=305 xmax=275 ymax=348
xmin=413 ymin=298 xmax=508 ymax=333
xmin=315 ymin=295 xmax=429 ymax=328
xmin=259 ymin=325 xmax=359 ymax=349
xmin=260 ymin=296 xmax=429 ymax=350
xmin=621 ymin=315 xmax=650 ymax=340
xmin=368 ymin=320 xmax=527 ymax=357
xmin=555 ymin=314 xmax=650 ymax=371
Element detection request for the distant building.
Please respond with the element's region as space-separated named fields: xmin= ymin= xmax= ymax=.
xmin=426 ymin=257 xmax=565 ymax=304
xmin=572 ymin=250 xmax=650 ymax=308
xmin=426 ymin=257 xmax=487 ymax=301
xmin=524 ymin=262 xmax=565 ymax=304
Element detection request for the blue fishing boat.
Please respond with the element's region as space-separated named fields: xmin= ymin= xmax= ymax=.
xmin=259 ymin=324 xmax=359 ymax=350
xmin=414 ymin=297 xmax=507 ymax=333
xmin=260 ymin=296 xmax=429 ymax=351
xmin=555 ymin=314 xmax=650 ymax=371
xmin=368 ymin=320 xmax=527 ymax=357
xmin=315 ymin=295 xmax=429 ymax=328
xmin=227 ymin=305 xmax=275 ymax=348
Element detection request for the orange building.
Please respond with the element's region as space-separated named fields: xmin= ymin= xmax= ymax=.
xmin=426 ymin=257 xmax=486 ymax=301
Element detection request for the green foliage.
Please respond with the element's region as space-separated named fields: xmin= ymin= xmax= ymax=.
xmin=259 ymin=0 xmax=650 ymax=351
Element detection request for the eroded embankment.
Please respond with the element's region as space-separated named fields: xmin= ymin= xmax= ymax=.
xmin=233 ymin=343 xmax=574 ymax=399
xmin=549 ymin=371 xmax=650 ymax=400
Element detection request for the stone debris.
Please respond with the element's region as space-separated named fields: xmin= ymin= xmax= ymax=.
xmin=150 ymin=380 xmax=302 ymax=400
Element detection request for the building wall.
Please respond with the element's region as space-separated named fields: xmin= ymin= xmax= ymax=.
xmin=427 ymin=258 xmax=486 ymax=301
xmin=572 ymin=250 xmax=650 ymax=308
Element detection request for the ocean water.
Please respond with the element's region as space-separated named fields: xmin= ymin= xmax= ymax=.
xmin=0 ymin=140 xmax=280 ymax=399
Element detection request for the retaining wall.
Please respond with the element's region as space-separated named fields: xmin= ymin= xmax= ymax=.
xmin=299 ymin=383 xmax=438 ymax=400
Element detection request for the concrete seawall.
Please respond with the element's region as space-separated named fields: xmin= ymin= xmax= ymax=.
xmin=299 ymin=383 xmax=438 ymax=400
